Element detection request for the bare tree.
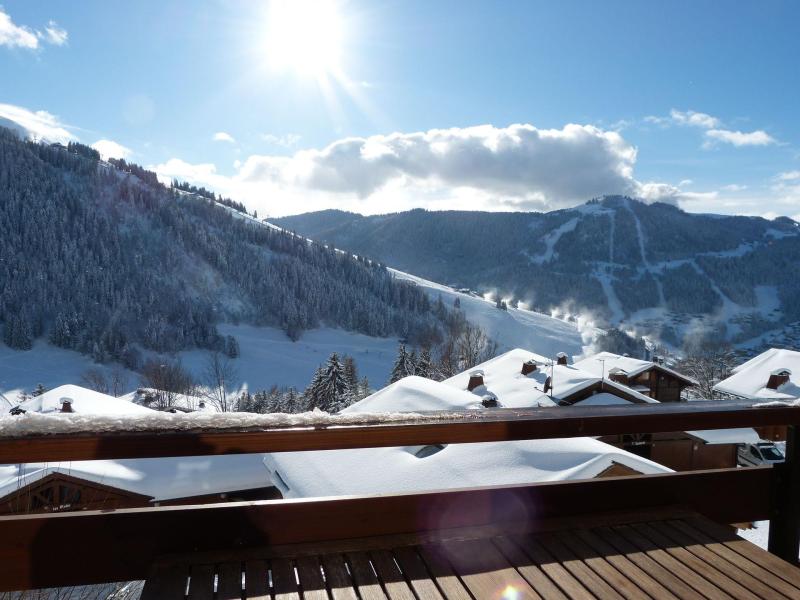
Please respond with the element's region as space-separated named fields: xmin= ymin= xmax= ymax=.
xmin=81 ymin=368 xmax=109 ymax=394
xmin=110 ymin=367 xmax=128 ymax=397
xmin=675 ymin=345 xmax=738 ymax=400
xmin=201 ymin=352 xmax=240 ymax=412
xmin=139 ymin=358 xmax=194 ymax=409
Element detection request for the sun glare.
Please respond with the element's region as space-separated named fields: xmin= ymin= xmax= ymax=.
xmin=265 ymin=0 xmax=344 ymax=78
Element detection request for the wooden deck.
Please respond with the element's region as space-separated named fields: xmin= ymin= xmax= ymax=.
xmin=142 ymin=511 xmax=800 ymax=600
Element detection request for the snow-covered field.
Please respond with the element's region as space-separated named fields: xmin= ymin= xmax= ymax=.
xmin=391 ymin=269 xmax=591 ymax=359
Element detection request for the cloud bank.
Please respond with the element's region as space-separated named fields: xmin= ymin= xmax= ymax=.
xmin=92 ymin=139 xmax=132 ymax=160
xmin=0 ymin=103 xmax=75 ymax=143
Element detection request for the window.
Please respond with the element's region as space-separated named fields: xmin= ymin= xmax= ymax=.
xmin=750 ymin=447 xmax=762 ymax=460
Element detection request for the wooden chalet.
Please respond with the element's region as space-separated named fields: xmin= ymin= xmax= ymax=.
xmin=1 ymin=399 xmax=800 ymax=599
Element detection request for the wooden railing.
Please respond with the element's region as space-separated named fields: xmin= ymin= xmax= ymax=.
xmin=0 ymin=399 xmax=798 ymax=591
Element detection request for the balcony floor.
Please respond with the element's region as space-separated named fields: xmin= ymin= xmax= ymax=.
xmin=141 ymin=509 xmax=800 ymax=600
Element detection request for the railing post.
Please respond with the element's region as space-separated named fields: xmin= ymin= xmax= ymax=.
xmin=768 ymin=424 xmax=800 ymax=564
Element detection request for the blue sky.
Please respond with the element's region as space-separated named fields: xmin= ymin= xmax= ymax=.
xmin=1 ymin=0 xmax=799 ymax=217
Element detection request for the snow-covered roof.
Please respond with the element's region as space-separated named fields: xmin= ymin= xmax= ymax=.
xmin=14 ymin=384 xmax=153 ymax=416
xmin=121 ymin=388 xmax=215 ymax=413
xmin=0 ymin=454 xmax=270 ymax=502
xmin=572 ymin=393 xmax=635 ymax=407
xmin=714 ymin=349 xmax=800 ymax=400
xmin=441 ymin=349 xmax=657 ymax=407
xmin=263 ymin=375 xmax=672 ymax=499
xmin=573 ymin=352 xmax=697 ymax=386
xmin=686 ymin=428 xmax=761 ymax=445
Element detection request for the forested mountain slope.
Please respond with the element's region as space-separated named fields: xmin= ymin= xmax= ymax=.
xmin=0 ymin=127 xmax=446 ymax=365
xmin=275 ymin=197 xmax=800 ymax=346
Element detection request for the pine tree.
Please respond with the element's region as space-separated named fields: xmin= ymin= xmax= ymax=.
xmin=32 ymin=383 xmax=47 ymax=397
xmin=389 ymin=344 xmax=415 ymax=384
xmin=315 ymin=353 xmax=348 ymax=412
xmin=225 ymin=335 xmax=240 ymax=358
xmin=416 ymin=347 xmax=433 ymax=379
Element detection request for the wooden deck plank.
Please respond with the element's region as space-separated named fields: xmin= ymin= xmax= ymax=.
xmin=244 ymin=560 xmax=270 ymax=600
xmin=417 ymin=544 xmax=474 ymax=600
xmin=555 ymin=531 xmax=649 ymax=600
xmin=370 ymin=550 xmax=416 ymax=600
xmin=511 ymin=535 xmax=595 ymax=600
xmin=187 ymin=564 xmax=215 ymax=600
xmin=671 ymin=519 xmax=800 ymax=599
xmin=392 ymin=546 xmax=446 ymax=600
xmin=686 ymin=516 xmax=800 ymax=589
xmin=295 ymin=556 xmax=330 ymax=600
xmin=492 ymin=536 xmax=568 ymax=600
xmin=633 ymin=522 xmax=759 ymax=600
xmin=344 ymin=552 xmax=387 ymax=600
xmin=440 ymin=538 xmax=541 ymax=600
xmin=573 ymin=528 xmax=678 ymax=600
xmin=613 ymin=524 xmax=733 ymax=600
xmin=271 ymin=558 xmax=301 ymax=600
xmin=216 ymin=562 xmax=243 ymax=600
xmin=649 ymin=520 xmax=791 ymax=600
xmin=320 ymin=554 xmax=358 ymax=600
xmin=536 ymin=532 xmax=624 ymax=600
xmin=140 ymin=565 xmax=188 ymax=600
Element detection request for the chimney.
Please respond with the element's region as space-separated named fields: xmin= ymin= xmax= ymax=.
xmin=767 ymin=369 xmax=791 ymax=390
xmin=521 ymin=359 xmax=537 ymax=376
xmin=60 ymin=397 xmax=74 ymax=413
xmin=481 ymin=393 xmax=499 ymax=408
xmin=467 ymin=370 xmax=485 ymax=391
xmin=556 ymin=352 xmax=568 ymax=366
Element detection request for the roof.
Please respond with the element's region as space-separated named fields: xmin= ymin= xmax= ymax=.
xmin=714 ymin=348 xmax=800 ymax=400
xmin=2 ymin=385 xmax=267 ymax=502
xmin=14 ymin=384 xmax=154 ymax=416
xmin=263 ymin=375 xmax=672 ymax=499
xmin=573 ymin=352 xmax=698 ymax=386
xmin=686 ymin=428 xmax=761 ymax=445
xmin=121 ymin=388 xmax=215 ymax=413
xmin=0 ymin=454 xmax=270 ymax=502
xmin=441 ymin=348 xmax=657 ymax=406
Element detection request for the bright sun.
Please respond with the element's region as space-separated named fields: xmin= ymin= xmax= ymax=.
xmin=265 ymin=0 xmax=344 ymax=78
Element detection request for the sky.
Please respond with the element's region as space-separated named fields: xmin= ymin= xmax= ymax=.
xmin=1 ymin=0 xmax=799 ymax=219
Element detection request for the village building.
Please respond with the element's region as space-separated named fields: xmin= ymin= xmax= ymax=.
xmin=263 ymin=376 xmax=673 ymax=499
xmin=573 ymin=351 xmax=697 ymax=402
xmin=0 ymin=385 xmax=275 ymax=515
xmin=714 ymin=348 xmax=800 ymax=440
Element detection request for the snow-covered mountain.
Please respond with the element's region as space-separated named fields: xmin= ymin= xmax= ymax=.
xmin=0 ymin=124 xmax=587 ymax=397
xmin=275 ymin=197 xmax=800 ymax=348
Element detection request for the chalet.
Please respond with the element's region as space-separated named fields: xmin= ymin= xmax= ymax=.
xmin=443 ymin=348 xmax=660 ymax=408
xmin=573 ymin=351 xmax=698 ymax=402
xmin=262 ymin=376 xmax=672 ymax=499
xmin=713 ymin=348 xmax=800 ymax=440
xmin=440 ymin=350 xmax=755 ymax=471
xmin=0 ymin=385 xmax=275 ymax=514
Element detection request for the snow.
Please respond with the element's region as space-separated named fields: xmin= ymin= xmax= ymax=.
xmin=389 ymin=270 xmax=592 ymax=357
xmin=738 ymin=521 xmax=771 ymax=552
xmin=686 ymin=428 xmax=761 ymax=445
xmin=0 ymin=454 xmax=270 ymax=502
xmin=574 ymin=393 xmax=634 ymax=406
xmin=715 ymin=348 xmax=800 ymax=400
xmin=441 ymin=349 xmax=657 ymax=407
xmin=15 ymin=384 xmax=153 ymax=416
xmin=0 ymin=339 xmax=139 ymax=402
xmin=526 ymin=217 xmax=579 ymax=264
xmin=573 ymin=352 xmax=698 ymax=385
xmin=179 ymin=323 xmax=399 ymax=391
xmin=264 ymin=374 xmax=672 ymax=499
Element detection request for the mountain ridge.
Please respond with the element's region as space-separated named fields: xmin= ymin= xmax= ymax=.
xmin=275 ymin=197 xmax=800 ymax=348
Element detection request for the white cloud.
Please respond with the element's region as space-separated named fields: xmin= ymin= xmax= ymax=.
xmin=43 ymin=21 xmax=67 ymax=46
xmin=669 ymin=109 xmax=721 ymax=129
xmin=0 ymin=8 xmax=38 ymax=48
xmin=213 ymin=131 xmax=235 ymax=144
xmin=0 ymin=10 xmax=68 ymax=49
xmin=721 ymin=183 xmax=747 ymax=192
xmin=776 ymin=170 xmax=800 ymax=182
xmin=91 ymin=139 xmax=132 ymax=161
xmin=0 ymin=103 xmax=74 ymax=143
xmin=704 ymin=129 xmax=776 ymax=147
xmin=262 ymin=133 xmax=301 ymax=147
